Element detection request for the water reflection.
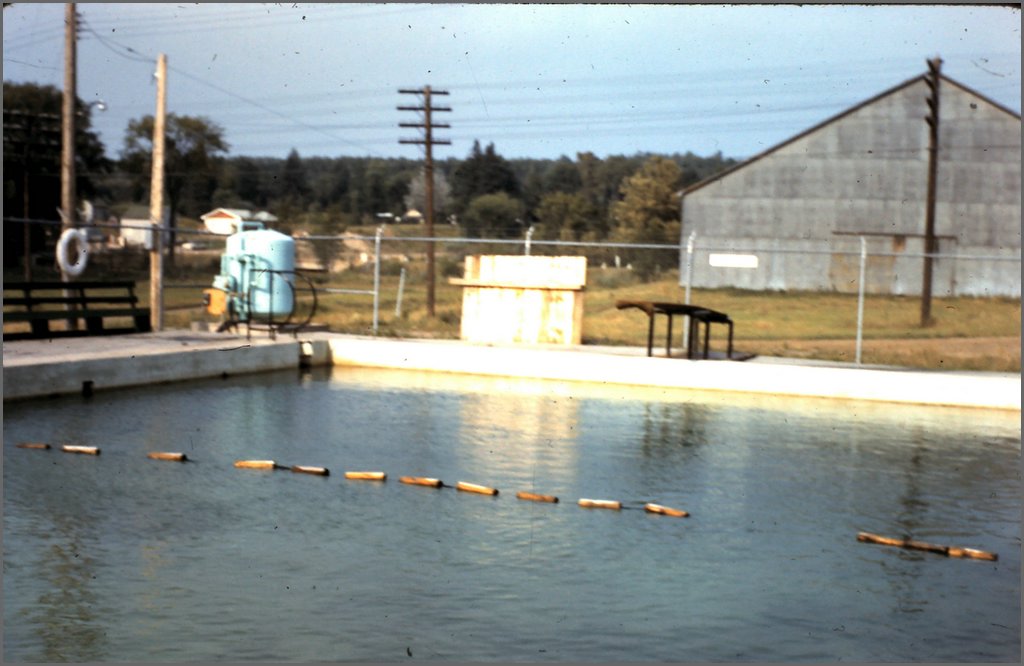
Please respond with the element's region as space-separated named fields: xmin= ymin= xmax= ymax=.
xmin=24 ymin=514 xmax=106 ymax=662
xmin=458 ymin=389 xmax=579 ymax=488
xmin=638 ymin=402 xmax=712 ymax=458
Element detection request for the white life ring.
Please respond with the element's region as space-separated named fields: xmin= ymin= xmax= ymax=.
xmin=56 ymin=228 xmax=89 ymax=277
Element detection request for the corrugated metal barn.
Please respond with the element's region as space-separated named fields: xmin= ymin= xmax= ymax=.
xmin=679 ymin=70 xmax=1021 ymax=297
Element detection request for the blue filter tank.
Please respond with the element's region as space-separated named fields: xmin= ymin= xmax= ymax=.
xmin=217 ymin=228 xmax=295 ymax=319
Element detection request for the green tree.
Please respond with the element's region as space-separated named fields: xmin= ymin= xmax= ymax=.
xmin=461 ymin=191 xmax=525 ymax=238
xmin=534 ymin=191 xmax=598 ymax=241
xmin=3 ymin=81 xmax=110 ymax=267
xmin=450 ymin=140 xmax=520 ymax=214
xmin=281 ymin=148 xmax=309 ymax=201
xmin=543 ymin=156 xmax=582 ymax=194
xmin=610 ymin=156 xmax=683 ymax=279
xmin=121 ymin=113 xmax=229 ymax=261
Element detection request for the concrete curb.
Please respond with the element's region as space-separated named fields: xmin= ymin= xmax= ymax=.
xmin=324 ymin=335 xmax=1021 ymax=411
xmin=3 ymin=331 xmax=1019 ymax=411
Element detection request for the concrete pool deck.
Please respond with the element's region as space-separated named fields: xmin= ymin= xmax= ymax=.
xmin=2 ymin=330 xmax=1020 ymax=411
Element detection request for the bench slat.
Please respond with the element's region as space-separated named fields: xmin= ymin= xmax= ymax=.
xmin=3 ymin=280 xmax=138 ymax=291
xmin=4 ymin=280 xmax=151 ymax=341
xmin=5 ymin=295 xmax=138 ymax=307
xmin=4 ymin=307 xmax=149 ymax=319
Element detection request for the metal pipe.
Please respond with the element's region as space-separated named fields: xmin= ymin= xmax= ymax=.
xmin=372 ymin=226 xmax=382 ymax=335
xmin=682 ymin=231 xmax=696 ymax=350
xmin=395 ymin=267 xmax=406 ymax=318
xmin=856 ymin=236 xmax=867 ymax=365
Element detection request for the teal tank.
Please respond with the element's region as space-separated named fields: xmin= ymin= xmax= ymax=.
xmin=219 ymin=228 xmax=295 ymax=319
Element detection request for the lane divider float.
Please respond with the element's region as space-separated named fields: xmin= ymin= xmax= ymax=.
xmin=857 ymin=531 xmax=997 ymax=561
xmin=516 ymin=491 xmax=559 ymax=503
xmin=17 ymin=447 xmax=700 ymax=524
xmin=456 ymin=481 xmax=499 ymax=496
xmin=643 ymin=503 xmax=690 ymax=518
xmin=148 ymin=452 xmax=188 ymax=462
xmin=233 ymin=459 xmax=283 ymax=470
xmin=399 ymin=476 xmax=444 ymax=488
xmin=578 ymin=498 xmax=622 ymax=510
xmin=291 ymin=465 xmax=330 ymax=476
xmin=62 ymin=445 xmax=100 ymax=456
xmin=345 ymin=471 xmax=387 ymax=481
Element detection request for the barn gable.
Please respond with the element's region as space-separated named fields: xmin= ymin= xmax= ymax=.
xmin=680 ymin=72 xmax=1021 ymax=297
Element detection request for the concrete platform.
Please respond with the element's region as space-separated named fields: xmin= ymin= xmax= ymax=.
xmin=3 ymin=330 xmax=1020 ymax=411
xmin=2 ymin=331 xmax=300 ymax=401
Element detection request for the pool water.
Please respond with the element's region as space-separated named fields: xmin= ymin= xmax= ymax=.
xmin=3 ymin=366 xmax=1020 ymax=661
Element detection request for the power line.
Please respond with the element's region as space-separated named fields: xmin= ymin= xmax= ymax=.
xmin=75 ymin=21 xmax=384 ymax=157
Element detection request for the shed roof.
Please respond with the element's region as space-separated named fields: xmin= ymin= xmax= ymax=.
xmin=682 ymin=72 xmax=1021 ymax=197
xmin=201 ymin=208 xmax=279 ymax=235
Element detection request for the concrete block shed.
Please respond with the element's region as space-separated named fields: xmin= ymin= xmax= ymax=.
xmin=679 ymin=70 xmax=1021 ymax=297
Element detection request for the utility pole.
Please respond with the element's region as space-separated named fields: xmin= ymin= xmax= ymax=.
xmin=150 ymin=53 xmax=167 ymax=331
xmin=60 ymin=2 xmax=77 ymax=239
xmin=60 ymin=2 xmax=78 ymax=328
xmin=399 ymin=86 xmax=451 ymax=317
xmin=921 ymin=57 xmax=941 ymax=327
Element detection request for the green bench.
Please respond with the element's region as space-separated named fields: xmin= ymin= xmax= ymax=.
xmin=4 ymin=280 xmax=152 ymax=341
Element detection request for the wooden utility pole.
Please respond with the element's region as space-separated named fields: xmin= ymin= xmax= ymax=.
xmin=920 ymin=57 xmax=941 ymax=327
xmin=60 ymin=2 xmax=77 ymax=240
xmin=60 ymin=2 xmax=78 ymax=329
xmin=149 ymin=53 xmax=167 ymax=331
xmin=399 ymin=86 xmax=451 ymax=317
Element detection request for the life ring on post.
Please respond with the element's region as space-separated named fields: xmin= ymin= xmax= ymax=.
xmin=56 ymin=228 xmax=89 ymax=277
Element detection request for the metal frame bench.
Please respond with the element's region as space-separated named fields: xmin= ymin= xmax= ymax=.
xmin=4 ymin=281 xmax=152 ymax=341
xmin=615 ymin=300 xmax=734 ymax=360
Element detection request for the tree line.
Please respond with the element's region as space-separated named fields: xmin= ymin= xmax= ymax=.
xmin=4 ymin=81 xmax=738 ymax=275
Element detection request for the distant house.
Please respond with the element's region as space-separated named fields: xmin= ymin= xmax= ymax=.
xmin=679 ymin=71 xmax=1021 ymax=297
xmin=118 ymin=205 xmax=170 ymax=248
xmin=200 ymin=208 xmax=279 ymax=235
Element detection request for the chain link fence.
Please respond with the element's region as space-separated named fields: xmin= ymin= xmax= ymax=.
xmin=5 ymin=216 xmax=1020 ymax=366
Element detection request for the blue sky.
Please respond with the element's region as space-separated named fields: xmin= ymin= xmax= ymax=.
xmin=3 ymin=3 xmax=1020 ymax=161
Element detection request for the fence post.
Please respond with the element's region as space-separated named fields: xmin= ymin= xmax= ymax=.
xmin=682 ymin=231 xmax=696 ymax=350
xmin=525 ymin=225 xmax=534 ymax=256
xmin=856 ymin=236 xmax=867 ymax=365
xmin=395 ymin=267 xmax=406 ymax=318
xmin=373 ymin=225 xmax=382 ymax=335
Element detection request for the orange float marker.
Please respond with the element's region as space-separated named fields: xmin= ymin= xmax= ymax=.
xmin=148 ymin=452 xmax=188 ymax=462
xmin=233 ymin=459 xmax=280 ymax=470
xmin=456 ymin=481 xmax=499 ymax=496
xmin=345 ymin=471 xmax=387 ymax=481
xmin=291 ymin=465 xmax=329 ymax=476
xmin=61 ymin=445 xmax=100 ymax=455
xmin=515 ymin=491 xmax=559 ymax=504
xmin=644 ymin=503 xmax=690 ymax=518
xmin=578 ymin=498 xmax=621 ymax=510
xmin=857 ymin=531 xmax=998 ymax=561
xmin=399 ymin=476 xmax=443 ymax=488
xmin=16 ymin=443 xmax=51 ymax=450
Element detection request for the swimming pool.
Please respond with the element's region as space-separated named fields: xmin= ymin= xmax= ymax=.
xmin=3 ymin=366 xmax=1020 ymax=661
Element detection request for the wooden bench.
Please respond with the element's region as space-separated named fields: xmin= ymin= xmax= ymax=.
xmin=616 ymin=300 xmax=734 ymax=360
xmin=3 ymin=281 xmax=152 ymax=341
